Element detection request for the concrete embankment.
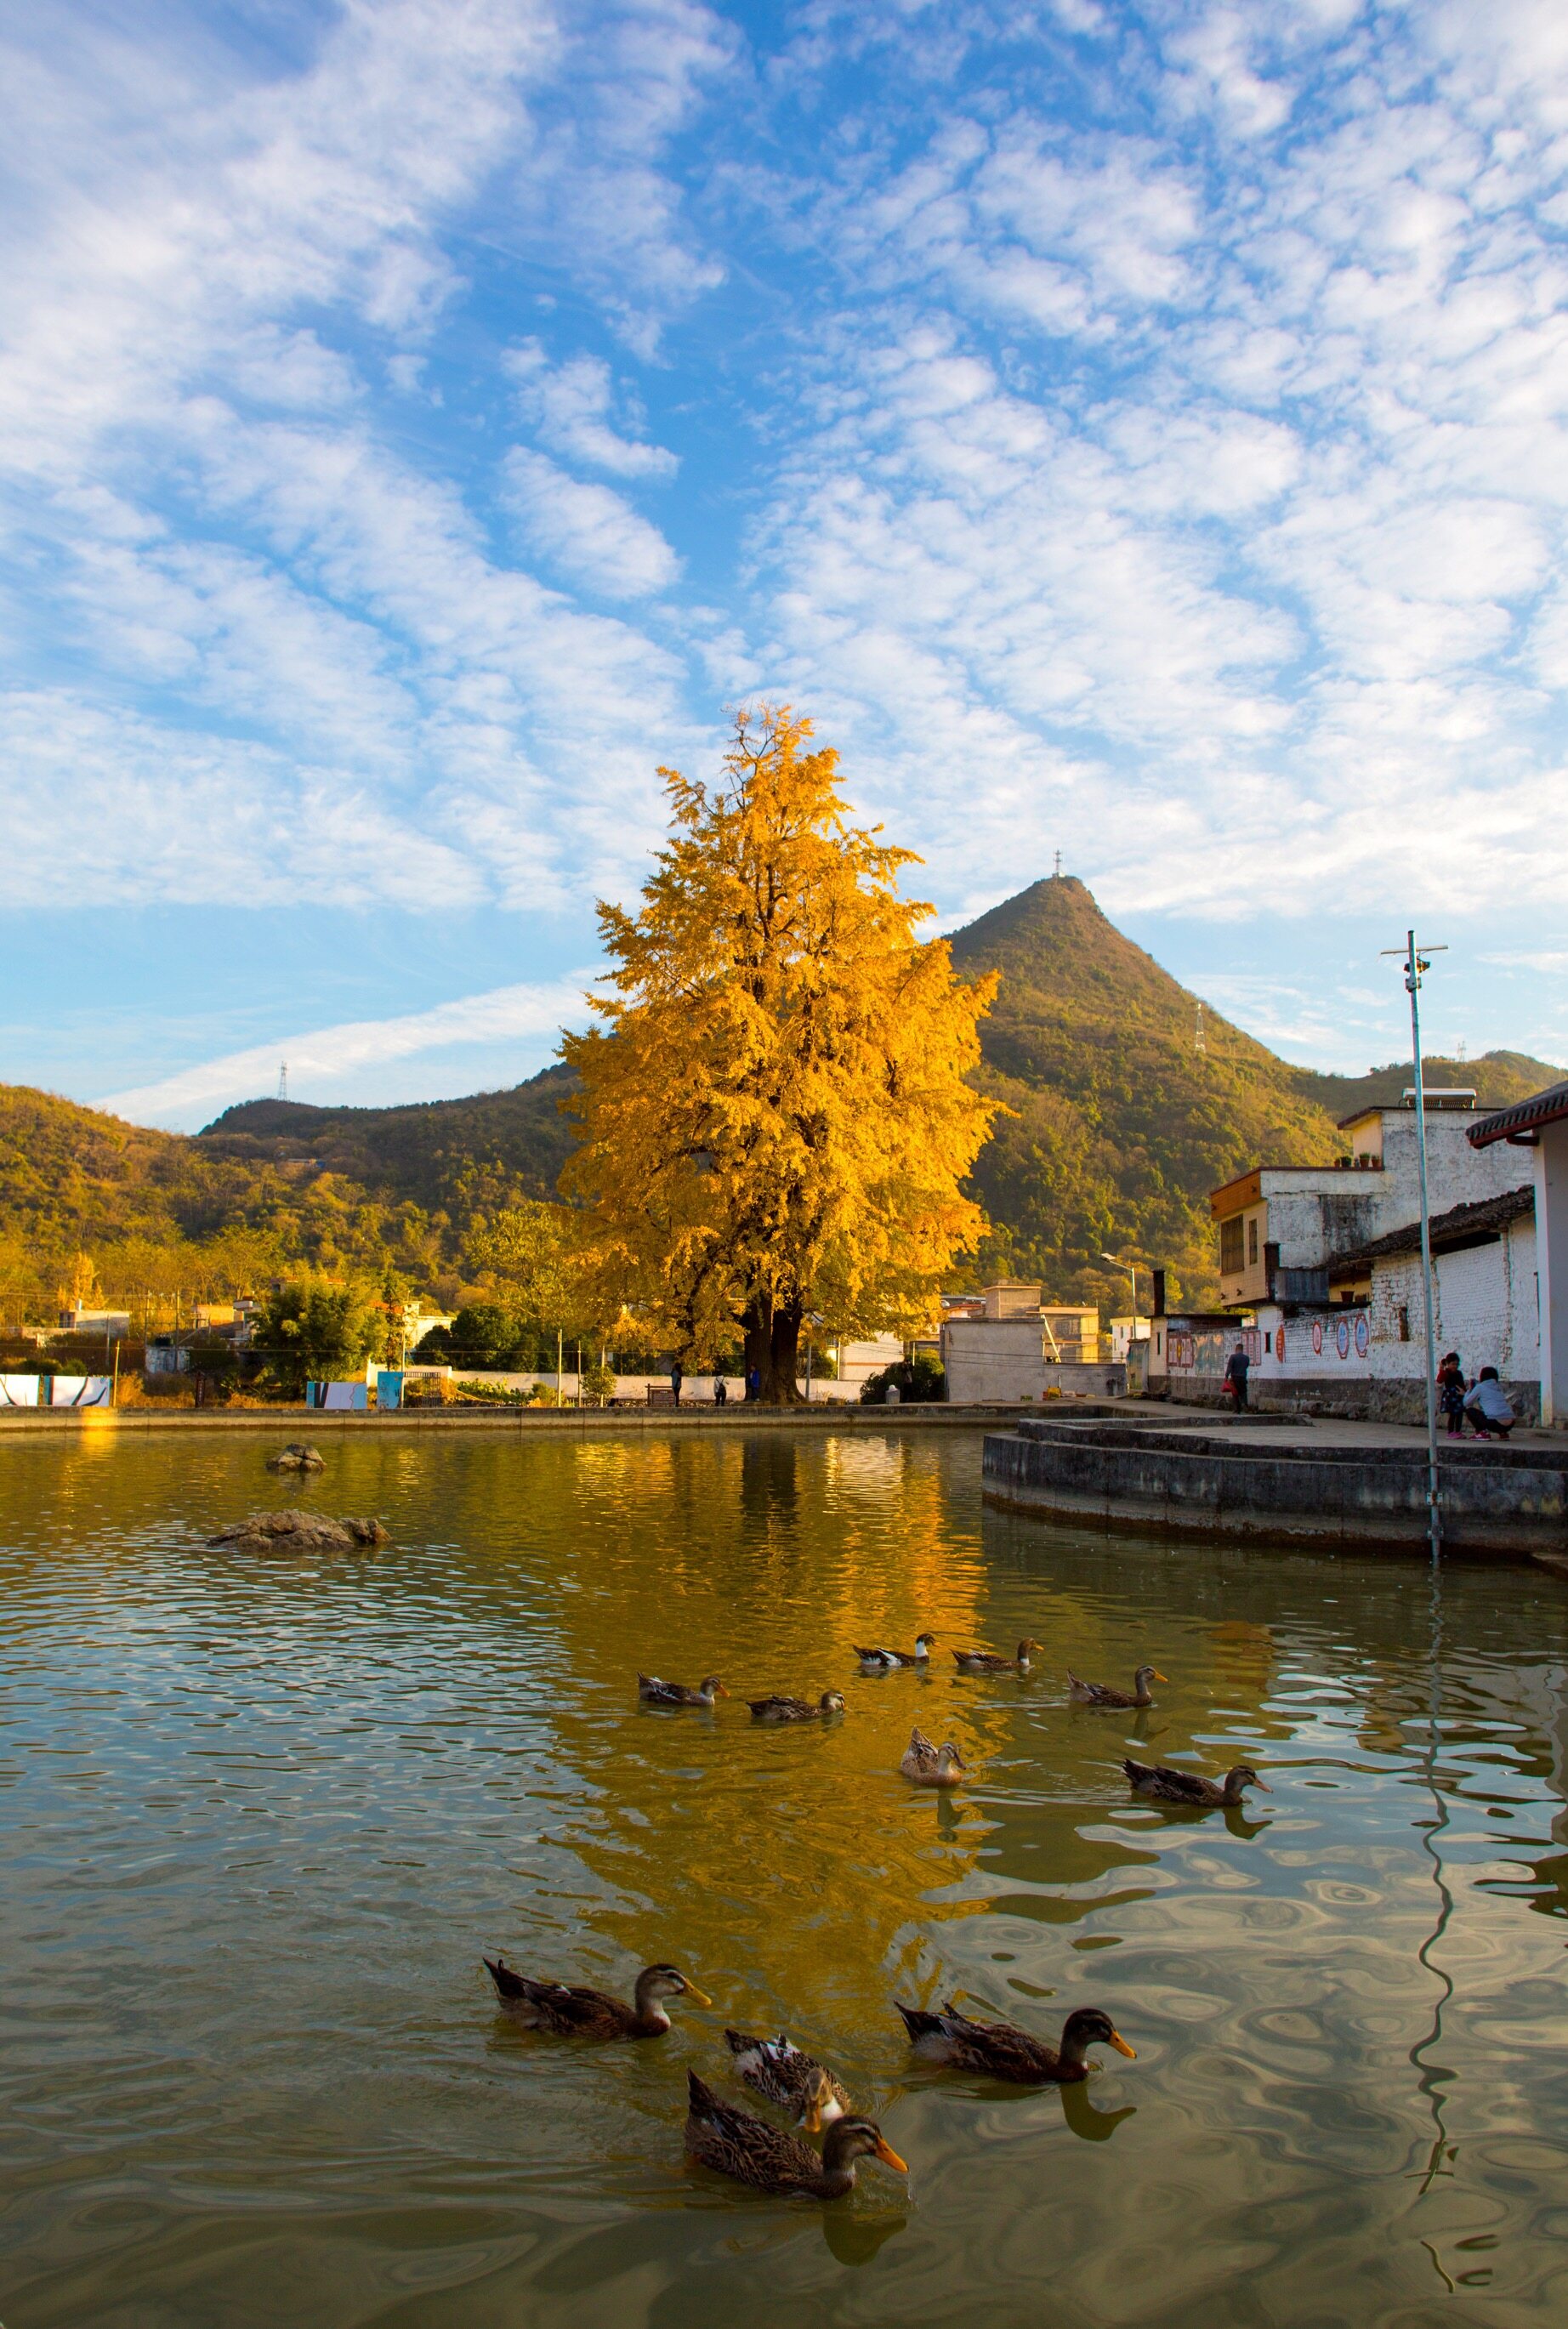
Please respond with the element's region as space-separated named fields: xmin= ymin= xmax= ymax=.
xmin=1 ymin=1400 xmax=1042 ymax=1437
xmin=983 ymin=1414 xmax=1568 ymax=1563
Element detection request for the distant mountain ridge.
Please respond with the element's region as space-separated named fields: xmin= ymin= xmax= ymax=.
xmin=0 ymin=878 xmax=1556 ymax=1312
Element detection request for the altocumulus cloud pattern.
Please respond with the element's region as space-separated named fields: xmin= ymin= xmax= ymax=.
xmin=3 ymin=0 xmax=1568 ymax=1113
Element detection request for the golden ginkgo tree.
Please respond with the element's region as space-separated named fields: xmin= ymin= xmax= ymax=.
xmin=560 ymin=705 xmax=998 ymax=1402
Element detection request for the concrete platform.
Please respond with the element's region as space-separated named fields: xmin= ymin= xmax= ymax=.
xmin=982 ymin=1406 xmax=1568 ymax=1563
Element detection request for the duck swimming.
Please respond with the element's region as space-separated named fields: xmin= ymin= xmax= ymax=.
xmin=900 ymin=1727 xmax=967 ymax=1787
xmin=1124 ymin=1758 xmax=1268 ymax=1807
xmin=952 ymin=1638 xmax=1042 ymax=1676
xmin=724 ymin=2030 xmax=853 ymax=2124
xmin=483 ymin=1957 xmax=710 ymax=2038
xmin=1068 ymin=1664 xmax=1166 ymax=1709
xmin=684 ymin=2070 xmax=906 ymax=2197
xmin=896 ymin=2000 xmax=1134 ymax=2084
xmin=855 ymin=1633 xmax=937 ymax=1671
xmin=638 ymin=1674 xmax=728 ymax=1708
xmin=747 ymin=1690 xmax=846 ymax=1723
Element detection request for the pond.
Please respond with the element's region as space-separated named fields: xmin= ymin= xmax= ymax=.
xmin=2 ymin=1425 xmax=1565 ymax=2328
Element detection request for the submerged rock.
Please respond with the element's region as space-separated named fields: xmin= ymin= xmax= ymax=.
xmin=266 ymin=1442 xmax=327 ymax=1473
xmin=208 ymin=1509 xmax=388 ymax=1554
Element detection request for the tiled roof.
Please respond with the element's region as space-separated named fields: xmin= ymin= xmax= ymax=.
xmin=1469 ymin=1079 xmax=1568 ymax=1147
xmin=1327 ymin=1186 xmax=1534 ymax=1275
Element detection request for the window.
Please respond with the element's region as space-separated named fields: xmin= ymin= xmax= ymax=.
xmin=1219 ymin=1217 xmax=1245 ymax=1275
xmin=1398 ymin=1305 xmax=1410 ymax=1343
xmin=1247 ymin=1218 xmax=1259 ymax=1266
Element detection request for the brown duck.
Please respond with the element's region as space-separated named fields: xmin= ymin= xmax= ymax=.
xmin=1124 ymin=1758 xmax=1268 ymax=1807
xmin=483 ymin=1957 xmax=709 ymax=2037
xmin=724 ymin=2030 xmax=853 ymax=2124
xmin=952 ymin=1638 xmax=1042 ymax=1675
xmin=896 ymin=2000 xmax=1134 ymax=2084
xmin=638 ymin=1674 xmax=728 ymax=1708
xmin=1068 ymin=1664 xmax=1166 ymax=1709
xmin=747 ymin=1690 xmax=846 ymax=1723
xmin=684 ymin=2070 xmax=905 ymax=2196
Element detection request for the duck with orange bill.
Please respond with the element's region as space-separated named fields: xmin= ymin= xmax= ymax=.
xmin=483 ymin=1957 xmax=710 ymax=2038
xmin=684 ymin=2070 xmax=906 ymax=2197
xmin=896 ymin=2000 xmax=1135 ymax=2084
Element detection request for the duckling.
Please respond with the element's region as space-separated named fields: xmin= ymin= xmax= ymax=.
xmin=747 ymin=1690 xmax=846 ymax=1723
xmin=684 ymin=2070 xmax=906 ymax=2197
xmin=952 ymin=1638 xmax=1042 ymax=1676
xmin=855 ymin=1633 xmax=938 ymax=1671
xmin=724 ymin=2030 xmax=852 ymax=2124
xmin=900 ymin=1727 xmax=967 ymax=1787
xmin=483 ymin=1957 xmax=710 ymax=2038
xmin=1124 ymin=1758 xmax=1268 ymax=1807
xmin=1068 ymin=1664 xmax=1166 ymax=1709
xmin=895 ymin=1999 xmax=1134 ymax=2084
xmin=638 ymin=1674 xmax=729 ymax=1708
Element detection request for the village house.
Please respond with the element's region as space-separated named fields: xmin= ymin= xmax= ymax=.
xmin=940 ymin=1281 xmax=1123 ymax=1403
xmin=1195 ymin=1093 xmax=1538 ymax=1421
xmin=1469 ymin=1078 xmax=1568 ymax=1429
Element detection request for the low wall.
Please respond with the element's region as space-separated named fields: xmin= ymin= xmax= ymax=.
xmin=1156 ymin=1377 xmax=1541 ymax=1427
xmin=982 ymin=1417 xmax=1568 ymax=1560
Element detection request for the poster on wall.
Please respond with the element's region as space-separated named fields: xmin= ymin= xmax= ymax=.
xmin=1354 ymin=1315 xmax=1369 ymax=1358
xmin=1311 ymin=1321 xmax=1324 ymax=1355
xmin=1275 ymin=1326 xmax=1286 ymax=1361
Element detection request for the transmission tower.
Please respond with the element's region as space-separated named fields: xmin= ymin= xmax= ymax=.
xmin=1194 ymin=1002 xmax=1207 ymax=1056
xmin=1053 ymin=849 xmax=1063 ymax=878
xmin=277 ymin=1061 xmax=288 ymax=1101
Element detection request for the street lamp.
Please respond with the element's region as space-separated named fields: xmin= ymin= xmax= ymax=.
xmin=1101 ymin=1251 xmax=1139 ymax=1322
xmin=1381 ymin=931 xmax=1447 ymax=1566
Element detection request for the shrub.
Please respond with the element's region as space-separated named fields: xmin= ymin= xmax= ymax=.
xmin=859 ymin=1353 xmax=946 ymax=1405
xmin=579 ymin=1360 xmax=616 ymax=1406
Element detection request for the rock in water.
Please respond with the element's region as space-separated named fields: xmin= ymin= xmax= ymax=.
xmin=208 ymin=1510 xmax=387 ymax=1554
xmin=266 ymin=1443 xmax=326 ymax=1473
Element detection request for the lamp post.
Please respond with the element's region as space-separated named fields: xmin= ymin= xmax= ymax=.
xmin=1381 ymin=931 xmax=1446 ymax=1566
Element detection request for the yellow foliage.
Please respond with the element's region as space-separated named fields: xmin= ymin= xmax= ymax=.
xmin=561 ymin=705 xmax=998 ymax=1398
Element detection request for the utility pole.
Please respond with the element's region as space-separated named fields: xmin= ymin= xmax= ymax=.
xmin=1383 ymin=932 xmax=1447 ymax=1565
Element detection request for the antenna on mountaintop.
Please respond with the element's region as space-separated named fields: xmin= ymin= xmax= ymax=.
xmin=277 ymin=1061 xmax=288 ymax=1102
xmin=1053 ymin=849 xmax=1063 ymax=878
xmin=1194 ymin=1003 xmax=1207 ymax=1056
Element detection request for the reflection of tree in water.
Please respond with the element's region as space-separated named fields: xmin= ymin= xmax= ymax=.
xmin=740 ymin=1434 xmax=798 ymax=1548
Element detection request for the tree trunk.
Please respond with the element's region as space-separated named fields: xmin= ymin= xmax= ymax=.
xmin=743 ymin=1296 xmax=805 ymax=1405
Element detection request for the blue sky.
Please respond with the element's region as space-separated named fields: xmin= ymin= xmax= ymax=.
xmin=3 ymin=0 xmax=1565 ymax=1130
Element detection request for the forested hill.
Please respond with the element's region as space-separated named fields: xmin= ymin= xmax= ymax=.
xmin=199 ymin=1065 xmax=577 ymax=1213
xmin=0 ymin=878 xmax=1556 ymax=1317
xmin=947 ymin=876 xmax=1554 ymax=1303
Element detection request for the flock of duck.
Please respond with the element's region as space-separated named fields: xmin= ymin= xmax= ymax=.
xmin=483 ymin=1629 xmax=1270 ymax=2201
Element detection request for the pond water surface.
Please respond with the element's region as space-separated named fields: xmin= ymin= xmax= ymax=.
xmin=2 ymin=1425 xmax=1566 ymax=2328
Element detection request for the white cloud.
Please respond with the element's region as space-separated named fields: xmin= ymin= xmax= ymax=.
xmin=99 ymin=975 xmax=590 ymax=1127
xmin=503 ymin=448 xmax=680 ymax=598
xmin=506 ymin=340 xmax=678 ymax=478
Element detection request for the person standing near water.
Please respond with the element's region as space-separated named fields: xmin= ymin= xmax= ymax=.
xmin=713 ymin=1374 xmax=727 ymax=1406
xmin=670 ymin=1359 xmax=683 ymax=1407
xmin=1438 ymin=1351 xmax=1467 ymax=1439
xmin=1224 ymin=1343 xmax=1250 ymax=1412
xmin=746 ymin=1364 xmax=761 ymax=1401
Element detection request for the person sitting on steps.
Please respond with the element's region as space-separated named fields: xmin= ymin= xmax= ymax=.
xmin=1463 ymin=1366 xmax=1515 ymax=1440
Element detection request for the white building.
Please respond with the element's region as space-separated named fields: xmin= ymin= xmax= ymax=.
xmin=1470 ymin=1080 xmax=1568 ymax=1429
xmin=940 ymin=1283 xmax=1122 ymax=1404
xmin=1210 ymin=1099 xmax=1526 ymax=1312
